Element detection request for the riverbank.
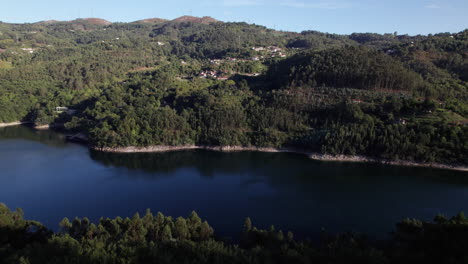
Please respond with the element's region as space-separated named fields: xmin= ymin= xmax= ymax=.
xmin=0 ymin=121 xmax=65 ymax=130
xmin=0 ymin=121 xmax=30 ymax=128
xmin=34 ymin=123 xmax=65 ymax=130
xmin=95 ymin=145 xmax=468 ymax=172
xmin=308 ymin=153 xmax=468 ymax=172
xmin=2 ymin=123 xmax=466 ymax=172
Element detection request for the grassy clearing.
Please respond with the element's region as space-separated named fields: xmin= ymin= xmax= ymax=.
xmin=413 ymin=108 xmax=468 ymax=124
xmin=0 ymin=61 xmax=13 ymax=70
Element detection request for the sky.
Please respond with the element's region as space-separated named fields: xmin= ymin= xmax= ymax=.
xmin=1 ymin=0 xmax=467 ymax=35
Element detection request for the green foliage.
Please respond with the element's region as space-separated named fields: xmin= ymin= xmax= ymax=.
xmin=151 ymin=22 xmax=294 ymax=59
xmin=0 ymin=20 xmax=466 ymax=165
xmin=266 ymin=46 xmax=424 ymax=91
xmin=4 ymin=203 xmax=468 ymax=264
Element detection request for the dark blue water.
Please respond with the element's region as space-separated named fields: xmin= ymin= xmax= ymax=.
xmin=1 ymin=125 xmax=467 ymax=238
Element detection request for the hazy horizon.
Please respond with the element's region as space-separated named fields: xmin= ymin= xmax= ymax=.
xmin=1 ymin=15 xmax=467 ymax=36
xmin=1 ymin=0 xmax=467 ymax=35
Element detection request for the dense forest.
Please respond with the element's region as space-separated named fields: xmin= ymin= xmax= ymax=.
xmin=0 ymin=17 xmax=467 ymax=165
xmin=3 ymin=203 xmax=468 ymax=264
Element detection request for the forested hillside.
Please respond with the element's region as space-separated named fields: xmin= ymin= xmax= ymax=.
xmin=0 ymin=17 xmax=466 ymax=164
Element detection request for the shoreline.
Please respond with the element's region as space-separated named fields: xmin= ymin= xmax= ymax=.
xmin=0 ymin=121 xmax=65 ymax=130
xmin=95 ymin=145 xmax=468 ymax=172
xmin=2 ymin=123 xmax=466 ymax=172
xmin=34 ymin=123 xmax=65 ymax=130
xmin=0 ymin=121 xmax=30 ymax=128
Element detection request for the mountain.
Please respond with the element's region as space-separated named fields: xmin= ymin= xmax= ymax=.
xmin=171 ymin=16 xmax=218 ymax=24
xmin=35 ymin=18 xmax=112 ymax=26
xmin=0 ymin=18 xmax=466 ymax=165
xmin=133 ymin=18 xmax=168 ymax=24
xmin=36 ymin=20 xmax=61 ymax=25
xmin=71 ymin=18 xmax=112 ymax=26
xmin=32 ymin=16 xmax=218 ymax=26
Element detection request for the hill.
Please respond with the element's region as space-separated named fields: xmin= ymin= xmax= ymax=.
xmin=172 ymin=15 xmax=218 ymax=24
xmin=133 ymin=18 xmax=168 ymax=24
xmin=36 ymin=19 xmax=61 ymax=25
xmin=34 ymin=18 xmax=112 ymax=26
xmin=0 ymin=18 xmax=466 ymax=165
xmin=32 ymin=16 xmax=216 ymax=26
xmin=72 ymin=18 xmax=112 ymax=25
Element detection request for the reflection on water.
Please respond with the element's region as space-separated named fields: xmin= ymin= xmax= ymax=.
xmin=90 ymin=149 xmax=468 ymax=186
xmin=0 ymin=125 xmax=67 ymax=148
xmin=1 ymin=125 xmax=468 ymax=239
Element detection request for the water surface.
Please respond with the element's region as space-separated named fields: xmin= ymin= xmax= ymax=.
xmin=1 ymin=125 xmax=467 ymax=238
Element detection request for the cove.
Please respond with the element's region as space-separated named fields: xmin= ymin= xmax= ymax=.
xmin=1 ymin=125 xmax=467 ymax=239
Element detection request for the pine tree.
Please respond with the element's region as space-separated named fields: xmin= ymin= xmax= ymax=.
xmin=161 ymin=224 xmax=172 ymax=242
xmin=199 ymin=221 xmax=214 ymax=240
xmin=174 ymin=217 xmax=189 ymax=240
xmin=59 ymin=217 xmax=72 ymax=234
xmin=243 ymin=217 xmax=252 ymax=232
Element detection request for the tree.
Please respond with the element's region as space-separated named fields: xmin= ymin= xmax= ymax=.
xmin=243 ymin=217 xmax=252 ymax=232
xmin=174 ymin=217 xmax=189 ymax=240
xmin=161 ymin=224 xmax=172 ymax=241
xmin=199 ymin=221 xmax=213 ymax=240
xmin=59 ymin=217 xmax=72 ymax=233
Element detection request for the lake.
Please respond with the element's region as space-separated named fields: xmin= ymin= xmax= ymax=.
xmin=1 ymin=125 xmax=467 ymax=239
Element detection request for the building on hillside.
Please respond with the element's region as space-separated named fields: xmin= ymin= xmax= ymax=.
xmin=55 ymin=107 xmax=69 ymax=111
xmin=395 ymin=118 xmax=407 ymax=125
xmin=55 ymin=107 xmax=77 ymax=115
xmin=21 ymin=48 xmax=35 ymax=54
xmin=199 ymin=71 xmax=217 ymax=78
xmin=251 ymin=47 xmax=265 ymax=51
xmin=210 ymin=59 xmax=222 ymax=65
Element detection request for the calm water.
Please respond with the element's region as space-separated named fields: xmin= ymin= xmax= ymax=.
xmin=1 ymin=125 xmax=467 ymax=238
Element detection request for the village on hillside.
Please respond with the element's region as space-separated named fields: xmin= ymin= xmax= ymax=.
xmin=198 ymin=46 xmax=289 ymax=80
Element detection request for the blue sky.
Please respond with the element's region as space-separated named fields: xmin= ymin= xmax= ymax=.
xmin=1 ymin=0 xmax=467 ymax=35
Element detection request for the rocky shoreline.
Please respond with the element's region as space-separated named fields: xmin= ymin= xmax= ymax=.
xmin=2 ymin=122 xmax=466 ymax=172
xmin=0 ymin=121 xmax=66 ymax=130
xmin=95 ymin=145 xmax=468 ymax=172
xmin=34 ymin=123 xmax=65 ymax=130
xmin=0 ymin=121 xmax=30 ymax=128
